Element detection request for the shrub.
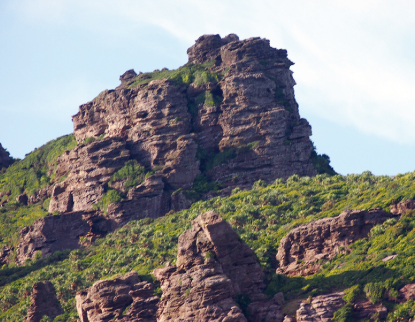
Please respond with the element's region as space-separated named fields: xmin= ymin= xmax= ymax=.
xmin=110 ymin=160 xmax=147 ymax=191
xmin=92 ymin=190 xmax=122 ymax=213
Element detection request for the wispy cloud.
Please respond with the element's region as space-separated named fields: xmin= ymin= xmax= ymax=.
xmin=9 ymin=0 xmax=415 ymax=144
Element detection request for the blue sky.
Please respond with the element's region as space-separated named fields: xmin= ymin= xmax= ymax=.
xmin=1 ymin=0 xmax=414 ymax=176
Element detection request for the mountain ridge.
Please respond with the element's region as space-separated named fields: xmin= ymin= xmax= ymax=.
xmin=2 ymin=34 xmax=414 ymax=321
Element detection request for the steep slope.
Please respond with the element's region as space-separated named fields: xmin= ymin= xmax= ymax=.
xmin=53 ymin=33 xmax=318 ymax=219
xmin=1 ymin=34 xmax=328 ymax=265
xmin=2 ymin=171 xmax=415 ymax=321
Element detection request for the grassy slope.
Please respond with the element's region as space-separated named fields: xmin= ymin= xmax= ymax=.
xmin=0 ymin=135 xmax=77 ymax=250
xmin=0 ymin=171 xmax=415 ymax=320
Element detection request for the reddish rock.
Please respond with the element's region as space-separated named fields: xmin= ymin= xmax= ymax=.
xmin=76 ymin=271 xmax=158 ymax=322
xmin=25 ymin=281 xmax=63 ymax=322
xmin=390 ymin=199 xmax=415 ymax=215
xmin=399 ymin=283 xmax=415 ymax=302
xmin=276 ymin=208 xmax=396 ymax=276
xmin=296 ymin=292 xmax=345 ymax=322
xmin=69 ymin=33 xmax=317 ymax=208
xmin=353 ymin=299 xmax=387 ymax=320
xmin=0 ymin=245 xmax=12 ymax=266
xmin=16 ymin=34 xmax=322 ymax=265
xmin=15 ymin=211 xmax=108 ymax=264
xmin=49 ymin=138 xmax=130 ymax=214
xmin=154 ymin=211 xmax=284 ymax=322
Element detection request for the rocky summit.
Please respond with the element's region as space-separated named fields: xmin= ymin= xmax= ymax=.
xmin=4 ymin=33 xmax=415 ymax=322
xmin=9 ymin=33 xmax=325 ymax=265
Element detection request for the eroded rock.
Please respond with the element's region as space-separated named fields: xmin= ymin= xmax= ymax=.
xmin=154 ymin=211 xmax=284 ymax=322
xmin=76 ymin=271 xmax=158 ymax=322
xmin=16 ymin=211 xmax=106 ymax=264
xmin=25 ymin=281 xmax=63 ymax=322
xmin=390 ymin=199 xmax=415 ymax=215
xmin=296 ymin=292 xmax=345 ymax=322
xmin=353 ymin=299 xmax=387 ymax=320
xmin=276 ymin=208 xmax=396 ymax=276
xmin=17 ymin=33 xmax=321 ymax=265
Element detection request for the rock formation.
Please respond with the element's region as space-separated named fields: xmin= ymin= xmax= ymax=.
xmin=296 ymin=292 xmax=345 ymax=322
xmin=25 ymin=281 xmax=63 ymax=322
xmin=276 ymin=208 xmax=396 ymax=276
xmin=15 ymin=210 xmax=107 ymax=264
xmin=53 ymin=33 xmax=317 ymax=221
xmin=16 ymin=33 xmax=321 ymax=264
xmin=390 ymin=199 xmax=415 ymax=215
xmin=0 ymin=143 xmax=13 ymax=169
xmin=76 ymin=271 xmax=158 ymax=322
xmin=76 ymin=211 xmax=284 ymax=321
xmin=154 ymin=211 xmax=284 ymax=322
xmin=352 ymin=299 xmax=387 ymax=320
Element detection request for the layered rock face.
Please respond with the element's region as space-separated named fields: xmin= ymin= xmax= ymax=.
xmin=16 ymin=34 xmax=318 ymax=265
xmin=276 ymin=208 xmax=396 ymax=276
xmin=52 ymin=33 xmax=316 ymax=219
xmin=25 ymin=281 xmax=63 ymax=322
xmin=154 ymin=211 xmax=284 ymax=322
xmin=0 ymin=143 xmax=13 ymax=169
xmin=15 ymin=210 xmax=109 ymax=265
xmin=76 ymin=271 xmax=158 ymax=322
xmin=296 ymin=292 xmax=345 ymax=322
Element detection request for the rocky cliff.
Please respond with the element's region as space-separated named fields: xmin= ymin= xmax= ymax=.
xmin=56 ymin=33 xmax=317 ymax=217
xmin=14 ymin=33 xmax=321 ymax=264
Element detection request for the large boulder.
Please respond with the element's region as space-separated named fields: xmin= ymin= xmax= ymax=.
xmin=25 ymin=281 xmax=63 ymax=322
xmin=276 ymin=208 xmax=396 ymax=276
xmin=76 ymin=271 xmax=158 ymax=322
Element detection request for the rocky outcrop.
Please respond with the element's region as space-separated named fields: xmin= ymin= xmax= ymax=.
xmin=49 ymin=138 xmax=130 ymax=214
xmin=276 ymin=208 xmax=396 ymax=276
xmin=154 ymin=211 xmax=284 ymax=322
xmin=60 ymin=33 xmax=316 ymax=215
xmin=390 ymin=199 xmax=415 ymax=215
xmin=296 ymin=292 xmax=345 ymax=322
xmin=353 ymin=299 xmax=387 ymax=320
xmin=0 ymin=143 xmax=13 ymax=169
xmin=15 ymin=210 xmax=109 ymax=264
xmin=76 ymin=271 xmax=158 ymax=322
xmin=399 ymin=283 xmax=415 ymax=302
xmin=17 ymin=33 xmax=321 ymax=264
xmin=0 ymin=245 xmax=12 ymax=265
xmin=25 ymin=281 xmax=63 ymax=322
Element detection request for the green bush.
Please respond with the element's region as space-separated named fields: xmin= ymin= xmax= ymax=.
xmin=2 ymin=169 xmax=415 ymax=318
xmin=92 ymin=190 xmax=122 ymax=213
xmin=109 ymin=160 xmax=147 ymax=191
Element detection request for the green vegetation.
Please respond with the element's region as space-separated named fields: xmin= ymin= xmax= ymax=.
xmin=0 ymin=135 xmax=76 ymax=249
xmin=92 ymin=190 xmax=122 ymax=213
xmin=310 ymin=143 xmax=336 ymax=175
xmin=195 ymin=90 xmax=223 ymax=108
xmin=109 ymin=160 xmax=147 ymax=191
xmin=127 ymin=61 xmax=221 ymax=89
xmin=1 ymin=151 xmax=415 ymax=320
xmin=0 ymin=135 xmax=76 ymax=200
xmin=182 ymin=141 xmax=260 ymax=200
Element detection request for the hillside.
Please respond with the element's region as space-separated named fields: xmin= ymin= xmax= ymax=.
xmin=1 ymin=34 xmax=414 ymax=321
